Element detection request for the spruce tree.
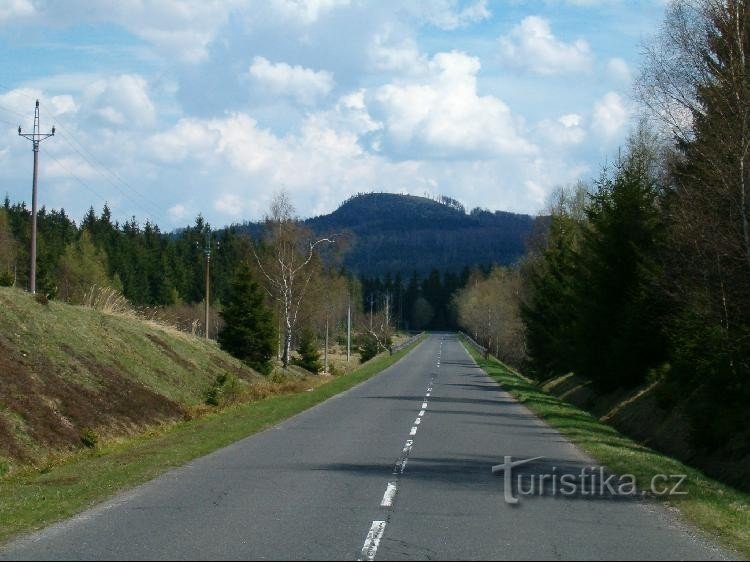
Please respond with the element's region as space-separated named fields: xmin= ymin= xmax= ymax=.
xmin=218 ymin=263 xmax=276 ymax=375
xmin=293 ymin=329 xmax=322 ymax=374
xmin=573 ymin=139 xmax=667 ymax=390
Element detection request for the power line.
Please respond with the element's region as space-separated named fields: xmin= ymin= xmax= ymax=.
xmin=40 ymin=145 xmax=109 ymax=209
xmin=0 ymin=84 xmax=166 ymax=223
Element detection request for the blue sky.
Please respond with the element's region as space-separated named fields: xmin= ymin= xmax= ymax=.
xmin=0 ymin=0 xmax=667 ymax=228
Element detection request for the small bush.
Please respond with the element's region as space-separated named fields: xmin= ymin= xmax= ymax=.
xmin=80 ymin=428 xmax=98 ymax=449
xmin=292 ymin=329 xmax=322 ymax=374
xmin=35 ymin=293 xmax=49 ymax=306
xmin=0 ymin=272 xmax=13 ymax=287
xmin=205 ymin=373 xmax=242 ymax=407
xmin=358 ymin=334 xmax=380 ymax=363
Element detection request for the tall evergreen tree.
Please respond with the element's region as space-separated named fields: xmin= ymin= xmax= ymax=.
xmin=218 ymin=263 xmax=276 ymax=375
xmin=573 ymin=138 xmax=668 ymax=390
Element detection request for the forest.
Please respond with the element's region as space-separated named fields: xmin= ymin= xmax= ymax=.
xmin=453 ymin=0 xmax=750 ymax=490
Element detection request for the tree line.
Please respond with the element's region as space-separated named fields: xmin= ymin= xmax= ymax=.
xmin=455 ymin=0 xmax=750 ymax=482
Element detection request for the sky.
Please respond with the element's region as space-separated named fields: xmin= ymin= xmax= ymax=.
xmin=0 ymin=0 xmax=668 ymax=229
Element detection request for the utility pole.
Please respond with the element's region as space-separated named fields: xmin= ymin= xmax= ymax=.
xmin=18 ymin=100 xmax=54 ymax=295
xmin=324 ymin=314 xmax=329 ymax=374
xmin=369 ymin=293 xmax=375 ymax=331
xmin=199 ymin=231 xmax=218 ymax=340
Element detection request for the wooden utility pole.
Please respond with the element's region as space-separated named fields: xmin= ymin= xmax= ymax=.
xmin=324 ymin=315 xmax=329 ymax=373
xmin=200 ymin=231 xmax=218 ymax=340
xmin=18 ymin=100 xmax=54 ymax=295
xmin=347 ymin=294 xmax=351 ymax=362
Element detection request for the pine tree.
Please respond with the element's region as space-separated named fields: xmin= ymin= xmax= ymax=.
xmin=573 ymin=137 xmax=667 ymax=390
xmin=293 ymin=328 xmax=322 ymax=374
xmin=218 ymin=263 xmax=276 ymax=375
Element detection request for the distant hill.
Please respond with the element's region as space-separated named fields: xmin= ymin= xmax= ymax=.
xmin=237 ymin=193 xmax=536 ymax=277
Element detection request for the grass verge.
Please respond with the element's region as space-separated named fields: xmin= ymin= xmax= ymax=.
xmin=0 ymin=335 xmax=425 ymax=545
xmin=460 ymin=336 xmax=750 ymax=559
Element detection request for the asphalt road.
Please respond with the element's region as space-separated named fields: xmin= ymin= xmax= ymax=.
xmin=0 ymin=334 xmax=735 ymax=560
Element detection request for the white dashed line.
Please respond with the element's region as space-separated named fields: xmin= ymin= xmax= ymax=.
xmin=410 ymin=426 xmax=418 ymax=436
xmin=402 ymin=439 xmax=413 ymax=455
xmin=359 ymin=521 xmax=387 ymax=561
xmin=422 ymin=402 xmax=428 ymax=409
xmin=418 ymin=410 xmax=425 ymax=417
xmin=414 ymin=417 xmax=421 ymax=425
xmin=380 ymin=483 xmax=398 ymax=508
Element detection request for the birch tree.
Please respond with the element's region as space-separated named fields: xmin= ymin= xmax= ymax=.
xmin=253 ymin=192 xmax=336 ymax=368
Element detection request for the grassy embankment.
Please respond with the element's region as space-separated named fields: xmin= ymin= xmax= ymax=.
xmin=460 ymin=337 xmax=749 ymax=559
xmin=0 ymin=287 xmax=424 ymax=543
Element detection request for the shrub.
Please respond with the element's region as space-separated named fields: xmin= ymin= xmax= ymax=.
xmin=80 ymin=428 xmax=98 ymax=449
xmin=358 ymin=334 xmax=380 ymax=363
xmin=292 ymin=329 xmax=322 ymax=374
xmin=0 ymin=272 xmax=12 ymax=287
xmin=205 ymin=373 xmax=242 ymax=407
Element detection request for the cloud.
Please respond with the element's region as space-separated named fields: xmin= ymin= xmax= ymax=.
xmin=248 ymin=56 xmax=334 ymax=105
xmin=0 ymin=0 xmax=244 ymax=63
xmin=607 ymin=57 xmax=631 ymax=83
xmin=409 ymin=0 xmax=491 ymax=30
xmin=0 ymin=0 xmax=35 ymax=22
xmin=84 ymin=75 xmax=156 ymax=129
xmin=499 ymin=16 xmax=593 ymax=75
xmin=370 ymin=28 xmax=427 ymax=75
xmin=536 ymin=113 xmax=586 ymax=146
xmin=214 ymin=193 xmax=245 ymax=217
xmin=374 ymin=51 xmax=536 ymax=158
xmin=269 ymin=0 xmax=351 ymax=24
xmin=0 ymin=88 xmax=78 ymax=122
xmin=167 ymin=203 xmax=188 ymax=220
xmin=592 ymin=91 xmax=629 ymax=137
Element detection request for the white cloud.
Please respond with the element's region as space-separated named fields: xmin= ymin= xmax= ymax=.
xmin=410 ymin=0 xmax=491 ymax=30
xmin=214 ymin=193 xmax=245 ymax=217
xmin=536 ymin=113 xmax=586 ymax=146
xmin=592 ymin=91 xmax=629 ymax=137
xmin=499 ymin=16 xmax=592 ymax=75
xmin=84 ymin=75 xmax=156 ymax=129
xmin=0 ymin=0 xmax=34 ymax=22
xmin=0 ymin=0 xmax=244 ymax=63
xmin=607 ymin=57 xmax=631 ymax=83
xmin=374 ymin=51 xmax=536 ymax=158
xmin=0 ymin=88 xmax=77 ymax=120
xmin=270 ymin=0 xmax=351 ymax=24
xmin=370 ymin=29 xmax=427 ymax=75
xmin=249 ymin=56 xmax=334 ymax=105
xmin=167 ymin=203 xmax=188 ymax=220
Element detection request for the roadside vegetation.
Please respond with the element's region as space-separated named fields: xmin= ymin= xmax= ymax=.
xmin=0 ymin=325 xmax=424 ymax=544
xmin=461 ymin=338 xmax=749 ymax=559
xmin=454 ymin=0 xmax=750 ymax=497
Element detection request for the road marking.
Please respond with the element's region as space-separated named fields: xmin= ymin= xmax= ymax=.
xmin=402 ymin=439 xmax=413 ymax=455
xmin=422 ymin=402 xmax=428 ymax=409
xmin=359 ymin=521 xmax=386 ymax=561
xmin=410 ymin=426 xmax=418 ymax=436
xmin=418 ymin=410 xmax=425 ymax=417
xmin=414 ymin=417 xmax=421 ymax=425
xmin=425 ymin=392 xmax=430 ymax=397
xmin=380 ymin=483 xmax=397 ymax=508
xmin=393 ymin=457 xmax=408 ymax=474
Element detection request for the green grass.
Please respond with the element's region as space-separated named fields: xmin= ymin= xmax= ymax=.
xmin=0 ymin=335 xmax=425 ymax=544
xmin=460 ymin=337 xmax=750 ymax=559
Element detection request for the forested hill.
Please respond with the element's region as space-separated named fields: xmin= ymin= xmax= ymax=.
xmin=238 ymin=193 xmax=537 ymax=276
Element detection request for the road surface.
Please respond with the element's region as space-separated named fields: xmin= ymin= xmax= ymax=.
xmin=0 ymin=334 xmax=734 ymax=560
